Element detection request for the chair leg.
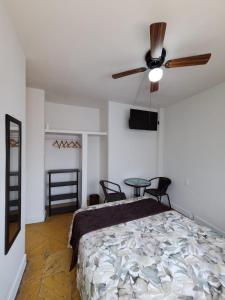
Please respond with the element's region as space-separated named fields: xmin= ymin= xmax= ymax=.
xmin=166 ymin=194 xmax=171 ymax=209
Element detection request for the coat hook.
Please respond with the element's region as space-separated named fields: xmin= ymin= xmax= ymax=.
xmin=52 ymin=139 xmax=81 ymax=149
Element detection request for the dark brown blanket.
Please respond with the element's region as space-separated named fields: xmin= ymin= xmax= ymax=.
xmin=70 ymin=198 xmax=170 ymax=270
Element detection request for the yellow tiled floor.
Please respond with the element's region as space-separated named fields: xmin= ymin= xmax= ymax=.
xmin=17 ymin=213 xmax=80 ymax=300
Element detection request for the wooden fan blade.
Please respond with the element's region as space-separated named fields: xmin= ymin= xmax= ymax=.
xmin=150 ymin=81 xmax=159 ymax=93
xmin=150 ymin=22 xmax=167 ymax=59
xmin=165 ymin=53 xmax=211 ymax=68
xmin=112 ymin=67 xmax=147 ymax=79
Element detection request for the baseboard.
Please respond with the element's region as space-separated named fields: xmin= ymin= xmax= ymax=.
xmin=195 ymin=215 xmax=225 ymax=235
xmin=171 ymin=202 xmax=194 ymax=220
xmin=7 ymin=254 xmax=27 ymax=300
xmin=171 ymin=202 xmax=225 ymax=235
xmin=26 ymin=214 xmax=45 ymax=224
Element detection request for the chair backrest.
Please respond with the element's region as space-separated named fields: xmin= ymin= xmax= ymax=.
xmin=99 ymin=180 xmax=122 ymax=199
xmin=157 ymin=177 xmax=171 ymax=193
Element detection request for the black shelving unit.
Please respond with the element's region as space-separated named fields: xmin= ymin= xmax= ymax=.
xmin=48 ymin=169 xmax=80 ymax=216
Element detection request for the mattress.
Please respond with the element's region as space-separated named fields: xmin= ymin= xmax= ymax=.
xmin=70 ymin=197 xmax=225 ymax=299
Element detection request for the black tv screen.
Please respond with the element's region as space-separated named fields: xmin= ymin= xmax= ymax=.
xmin=129 ymin=109 xmax=158 ymax=131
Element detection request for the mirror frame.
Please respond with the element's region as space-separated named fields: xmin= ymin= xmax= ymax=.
xmin=5 ymin=114 xmax=22 ymax=254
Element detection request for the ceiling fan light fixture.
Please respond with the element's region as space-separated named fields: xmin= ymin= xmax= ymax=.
xmin=148 ymin=68 xmax=163 ymax=82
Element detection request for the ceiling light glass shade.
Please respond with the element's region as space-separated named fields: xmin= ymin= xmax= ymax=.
xmin=148 ymin=68 xmax=163 ymax=82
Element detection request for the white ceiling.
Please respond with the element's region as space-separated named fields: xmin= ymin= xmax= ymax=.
xmin=4 ymin=0 xmax=225 ymax=108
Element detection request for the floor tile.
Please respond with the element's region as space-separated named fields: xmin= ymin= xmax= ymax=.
xmin=39 ymin=272 xmax=71 ymax=300
xmin=17 ymin=279 xmax=41 ymax=300
xmin=16 ymin=213 xmax=80 ymax=300
xmin=43 ymin=249 xmax=71 ymax=277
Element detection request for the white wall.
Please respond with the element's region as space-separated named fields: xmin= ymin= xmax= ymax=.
xmin=163 ymin=82 xmax=225 ymax=233
xmin=87 ymin=136 xmax=100 ymax=195
xmin=45 ymin=102 xmax=102 ymax=201
xmin=26 ymin=88 xmax=45 ymax=223
xmin=0 ymin=1 xmax=26 ymax=299
xmin=99 ymin=101 xmax=108 ymax=197
xmin=108 ymin=101 xmax=158 ymax=198
xmin=45 ymin=102 xmax=100 ymax=131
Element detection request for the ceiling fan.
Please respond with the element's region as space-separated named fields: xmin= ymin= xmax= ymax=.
xmin=112 ymin=22 xmax=211 ymax=93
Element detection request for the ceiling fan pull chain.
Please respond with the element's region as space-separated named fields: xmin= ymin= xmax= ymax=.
xmin=134 ymin=71 xmax=147 ymax=105
xmin=149 ymin=88 xmax=152 ymax=108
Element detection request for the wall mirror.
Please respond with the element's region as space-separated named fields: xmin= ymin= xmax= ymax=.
xmin=5 ymin=114 xmax=22 ymax=254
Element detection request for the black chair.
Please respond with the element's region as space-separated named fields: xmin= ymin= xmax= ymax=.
xmin=100 ymin=180 xmax=126 ymax=202
xmin=144 ymin=177 xmax=171 ymax=208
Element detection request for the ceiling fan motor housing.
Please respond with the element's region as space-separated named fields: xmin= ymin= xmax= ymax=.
xmin=145 ymin=48 xmax=166 ymax=69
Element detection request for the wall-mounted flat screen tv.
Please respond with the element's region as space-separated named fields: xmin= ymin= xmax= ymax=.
xmin=129 ymin=109 xmax=158 ymax=131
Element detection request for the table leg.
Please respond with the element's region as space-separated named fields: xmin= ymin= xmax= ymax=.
xmin=134 ymin=187 xmax=141 ymax=197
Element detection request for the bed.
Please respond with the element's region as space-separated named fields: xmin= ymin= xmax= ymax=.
xmin=69 ymin=197 xmax=225 ymax=300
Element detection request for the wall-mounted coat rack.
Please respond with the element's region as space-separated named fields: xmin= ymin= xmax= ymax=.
xmin=52 ymin=139 xmax=81 ymax=149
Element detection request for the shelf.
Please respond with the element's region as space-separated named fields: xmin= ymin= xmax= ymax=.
xmin=48 ymin=168 xmax=79 ymax=216
xmin=9 ymin=186 xmax=19 ymax=191
xmin=88 ymin=131 xmax=107 ymax=136
xmin=50 ymin=181 xmax=78 ymax=187
xmin=47 ymin=202 xmax=77 ymax=215
xmin=45 ymin=129 xmax=107 ymax=136
xmin=50 ymin=193 xmax=78 ymax=201
xmin=48 ymin=169 xmax=80 ymax=174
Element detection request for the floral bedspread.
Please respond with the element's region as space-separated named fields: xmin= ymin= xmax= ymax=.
xmin=75 ymin=199 xmax=225 ymax=299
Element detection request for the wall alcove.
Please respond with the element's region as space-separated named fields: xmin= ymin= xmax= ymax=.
xmin=45 ymin=129 xmax=107 ymax=208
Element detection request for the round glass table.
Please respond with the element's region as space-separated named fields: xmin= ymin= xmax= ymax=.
xmin=124 ymin=178 xmax=151 ymax=197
